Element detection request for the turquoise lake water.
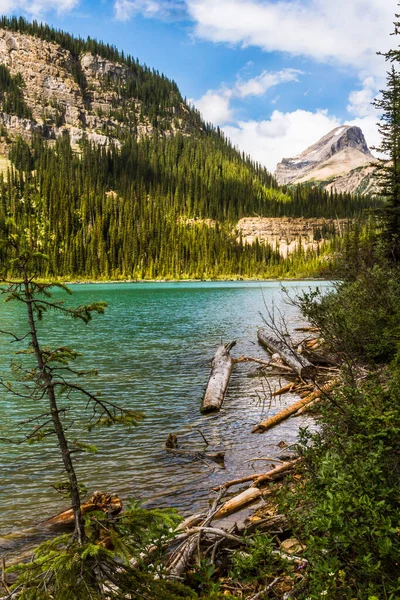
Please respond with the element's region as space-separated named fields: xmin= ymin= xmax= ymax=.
xmin=0 ymin=280 xmax=330 ymax=537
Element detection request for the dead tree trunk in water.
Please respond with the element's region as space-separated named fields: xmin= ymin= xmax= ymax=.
xmin=200 ymin=342 xmax=236 ymax=414
xmin=257 ymin=329 xmax=316 ymax=380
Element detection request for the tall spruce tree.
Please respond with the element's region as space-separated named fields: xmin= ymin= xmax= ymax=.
xmin=373 ymin=18 xmax=400 ymax=261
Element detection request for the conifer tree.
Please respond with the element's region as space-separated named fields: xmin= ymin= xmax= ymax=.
xmin=373 ymin=12 xmax=400 ymax=261
xmin=0 ymin=230 xmax=142 ymax=542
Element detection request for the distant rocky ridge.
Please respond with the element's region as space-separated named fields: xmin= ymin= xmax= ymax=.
xmin=275 ymin=126 xmax=380 ymax=195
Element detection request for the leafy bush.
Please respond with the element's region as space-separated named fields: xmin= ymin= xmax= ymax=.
xmin=300 ymin=263 xmax=400 ymax=364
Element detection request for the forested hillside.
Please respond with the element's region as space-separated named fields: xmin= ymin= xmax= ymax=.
xmin=0 ymin=18 xmax=381 ymax=280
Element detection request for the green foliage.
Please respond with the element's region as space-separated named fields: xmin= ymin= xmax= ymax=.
xmin=273 ymin=252 xmax=400 ymax=598
xmin=373 ymin=63 xmax=400 ymax=261
xmin=281 ymin=369 xmax=400 ymax=599
xmin=230 ymin=533 xmax=288 ymax=584
xmin=8 ymin=507 xmax=199 ymax=600
xmin=0 ymin=64 xmax=32 ymax=119
xmin=299 ymin=262 xmax=400 ymax=364
xmin=8 ymin=136 xmax=34 ymax=170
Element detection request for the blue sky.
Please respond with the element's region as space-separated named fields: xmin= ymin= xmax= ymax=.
xmin=0 ymin=0 xmax=396 ymax=170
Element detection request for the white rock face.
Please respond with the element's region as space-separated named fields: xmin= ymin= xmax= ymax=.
xmin=275 ymin=125 xmax=379 ymax=194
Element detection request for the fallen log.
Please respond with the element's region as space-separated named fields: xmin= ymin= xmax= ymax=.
xmin=251 ymin=459 xmax=301 ymax=487
xmin=272 ymin=383 xmax=295 ymax=397
xmin=213 ymin=487 xmax=262 ymax=520
xmin=237 ymin=513 xmax=288 ymax=536
xmin=257 ymin=329 xmax=317 ymax=380
xmin=252 ymin=395 xmax=318 ymax=434
xmin=252 ymin=382 xmax=336 ymax=433
xmin=302 ymin=347 xmax=338 ymax=366
xmin=294 ymin=397 xmax=322 ymax=416
xmin=46 ymin=492 xmax=122 ymax=527
xmin=201 ymin=342 xmax=236 ymax=414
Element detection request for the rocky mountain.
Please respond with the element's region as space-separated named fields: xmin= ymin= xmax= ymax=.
xmin=275 ymin=125 xmax=380 ymax=195
xmin=0 ymin=20 xmax=201 ymax=148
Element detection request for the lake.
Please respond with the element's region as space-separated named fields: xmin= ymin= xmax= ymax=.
xmin=0 ymin=280 xmax=330 ymax=537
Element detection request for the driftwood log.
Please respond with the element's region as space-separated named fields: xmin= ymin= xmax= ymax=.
xmin=257 ymin=329 xmax=317 ymax=380
xmin=46 ymin=492 xmax=122 ymax=527
xmin=213 ymin=487 xmax=262 ymax=520
xmin=251 ymin=459 xmax=301 ymax=487
xmin=252 ymin=382 xmax=336 ymax=433
xmin=201 ymin=342 xmax=236 ymax=413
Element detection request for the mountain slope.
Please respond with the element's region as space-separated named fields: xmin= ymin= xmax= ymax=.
xmin=275 ymin=126 xmax=379 ymax=194
xmin=0 ymin=18 xmax=202 ymax=146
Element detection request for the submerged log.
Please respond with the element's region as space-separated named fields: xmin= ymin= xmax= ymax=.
xmin=257 ymin=329 xmax=317 ymax=380
xmin=46 ymin=492 xmax=122 ymax=527
xmin=166 ymin=447 xmax=225 ymax=467
xmin=200 ymin=342 xmax=236 ymax=414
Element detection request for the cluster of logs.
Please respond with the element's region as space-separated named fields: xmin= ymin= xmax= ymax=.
xmin=161 ymin=327 xmax=338 ymax=595
xmin=199 ymin=326 xmax=338 ymax=434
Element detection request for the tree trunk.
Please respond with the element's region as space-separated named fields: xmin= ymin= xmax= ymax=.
xmin=23 ymin=270 xmax=84 ymax=543
xmin=200 ymin=342 xmax=236 ymax=413
xmin=257 ymin=329 xmax=317 ymax=379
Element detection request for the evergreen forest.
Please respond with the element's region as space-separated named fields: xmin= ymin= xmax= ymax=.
xmin=0 ymin=129 xmax=380 ymax=280
xmin=0 ymin=16 xmax=381 ymax=281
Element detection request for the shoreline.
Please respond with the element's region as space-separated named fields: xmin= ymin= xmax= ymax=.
xmin=59 ymin=276 xmax=332 ymax=285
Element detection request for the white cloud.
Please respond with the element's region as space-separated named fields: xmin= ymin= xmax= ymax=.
xmin=187 ymin=0 xmax=394 ymax=74
xmin=347 ymin=77 xmax=378 ymax=118
xmin=223 ymin=109 xmax=341 ymax=172
xmin=235 ymin=68 xmax=302 ymax=98
xmin=0 ymin=0 xmax=79 ymax=18
xmin=193 ymin=68 xmax=302 ymax=125
xmin=193 ymin=90 xmax=233 ymax=125
xmin=114 ymin=0 xmax=186 ymax=21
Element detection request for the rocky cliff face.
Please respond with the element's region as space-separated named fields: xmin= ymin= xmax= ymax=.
xmin=236 ymin=217 xmax=345 ymax=257
xmin=0 ymin=29 xmax=190 ymax=146
xmin=275 ymin=126 xmax=379 ymax=195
